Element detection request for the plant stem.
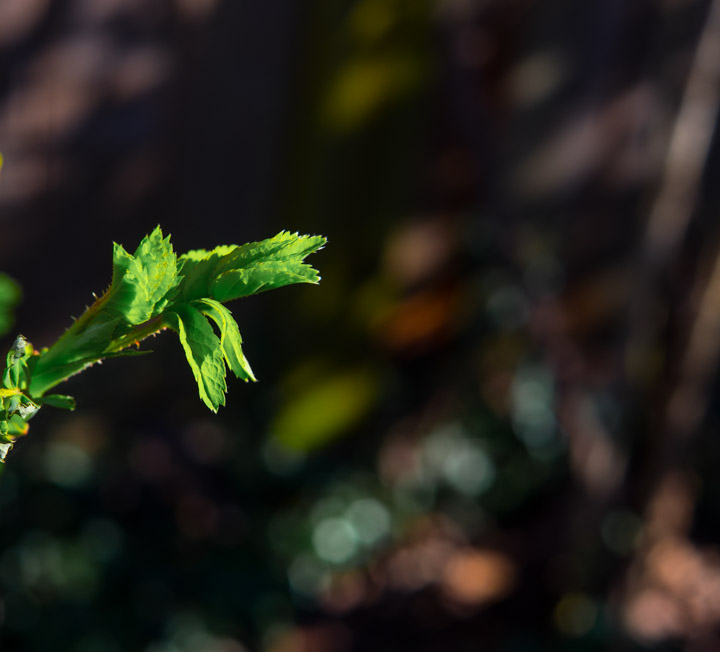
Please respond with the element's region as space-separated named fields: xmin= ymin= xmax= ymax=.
xmin=28 ymin=310 xmax=169 ymax=397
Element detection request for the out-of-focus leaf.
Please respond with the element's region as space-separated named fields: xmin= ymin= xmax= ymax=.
xmin=0 ymin=274 xmax=21 ymax=336
xmin=323 ymin=55 xmax=426 ymax=131
xmin=271 ymin=367 xmax=379 ymax=451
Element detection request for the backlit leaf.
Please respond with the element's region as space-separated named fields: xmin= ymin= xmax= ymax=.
xmin=165 ymin=304 xmax=227 ymax=412
xmin=177 ymin=232 xmax=325 ymax=303
xmin=176 ymin=245 xmax=236 ymax=303
xmin=105 ymin=226 xmax=181 ymax=325
xmin=194 ymin=298 xmax=256 ymax=382
xmin=0 ymin=227 xmax=325 ymax=457
xmin=211 ymin=232 xmax=325 ymax=301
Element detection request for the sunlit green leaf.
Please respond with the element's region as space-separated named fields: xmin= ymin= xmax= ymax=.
xmin=165 ymin=304 xmax=227 ymax=412
xmin=176 ymin=245 xmax=236 ymax=303
xmin=105 ymin=226 xmax=181 ymax=325
xmin=193 ymin=298 xmax=256 ymax=382
xmin=0 ymin=227 xmax=325 ymax=457
xmin=211 ymin=232 xmax=325 ymax=301
xmin=176 ymin=232 xmax=325 ymax=303
xmin=29 ymin=317 xmax=120 ymax=395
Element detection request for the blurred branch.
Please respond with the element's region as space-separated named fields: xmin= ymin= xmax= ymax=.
xmin=621 ymin=2 xmax=720 ymax=638
xmin=629 ymin=0 xmax=720 ymax=441
xmin=644 ymin=0 xmax=720 ymax=264
xmin=666 ymin=245 xmax=720 ymax=440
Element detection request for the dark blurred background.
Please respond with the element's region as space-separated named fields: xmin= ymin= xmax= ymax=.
xmin=1 ymin=0 xmax=720 ymax=650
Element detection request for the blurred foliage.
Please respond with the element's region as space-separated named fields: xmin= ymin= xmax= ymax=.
xmin=0 ymin=274 xmax=20 ymax=337
xmin=320 ymin=0 xmax=431 ymax=132
xmin=271 ymin=367 xmax=380 ymax=451
xmin=0 ymin=154 xmax=21 ymax=337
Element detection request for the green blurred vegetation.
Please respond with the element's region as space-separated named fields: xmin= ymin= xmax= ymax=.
xmin=0 ymin=275 xmax=20 ymax=337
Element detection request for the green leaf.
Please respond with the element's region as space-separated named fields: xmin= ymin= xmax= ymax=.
xmin=1 ymin=227 xmax=325 ymax=454
xmin=29 ymin=317 xmax=120 ymax=395
xmin=176 ymin=232 xmax=325 ymax=303
xmin=212 ymin=232 xmax=325 ymax=301
xmin=165 ymin=304 xmax=227 ymax=412
xmin=0 ymin=274 xmax=21 ymax=336
xmin=30 ymin=358 xmax=97 ymax=396
xmin=6 ymin=414 xmax=29 ymax=437
xmin=193 ymin=298 xmax=256 ymax=382
xmin=105 ymin=226 xmax=181 ymax=325
xmin=176 ymin=245 xmax=236 ymax=303
xmin=37 ymin=394 xmax=76 ymax=410
xmin=62 ymin=316 xmax=121 ymax=361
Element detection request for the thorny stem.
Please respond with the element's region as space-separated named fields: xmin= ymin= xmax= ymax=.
xmin=105 ymin=315 xmax=167 ymax=353
xmin=28 ymin=303 xmax=170 ymax=397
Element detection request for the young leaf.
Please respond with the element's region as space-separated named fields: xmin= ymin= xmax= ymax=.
xmin=176 ymin=232 xmax=326 ymax=303
xmin=0 ymin=227 xmax=325 ymax=460
xmin=176 ymin=245 xmax=236 ymax=303
xmin=211 ymin=232 xmax=325 ymax=301
xmin=165 ymin=304 xmax=227 ymax=412
xmin=104 ymin=226 xmax=181 ymax=325
xmin=193 ymin=298 xmax=256 ymax=382
xmin=36 ymin=394 xmax=76 ymax=410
